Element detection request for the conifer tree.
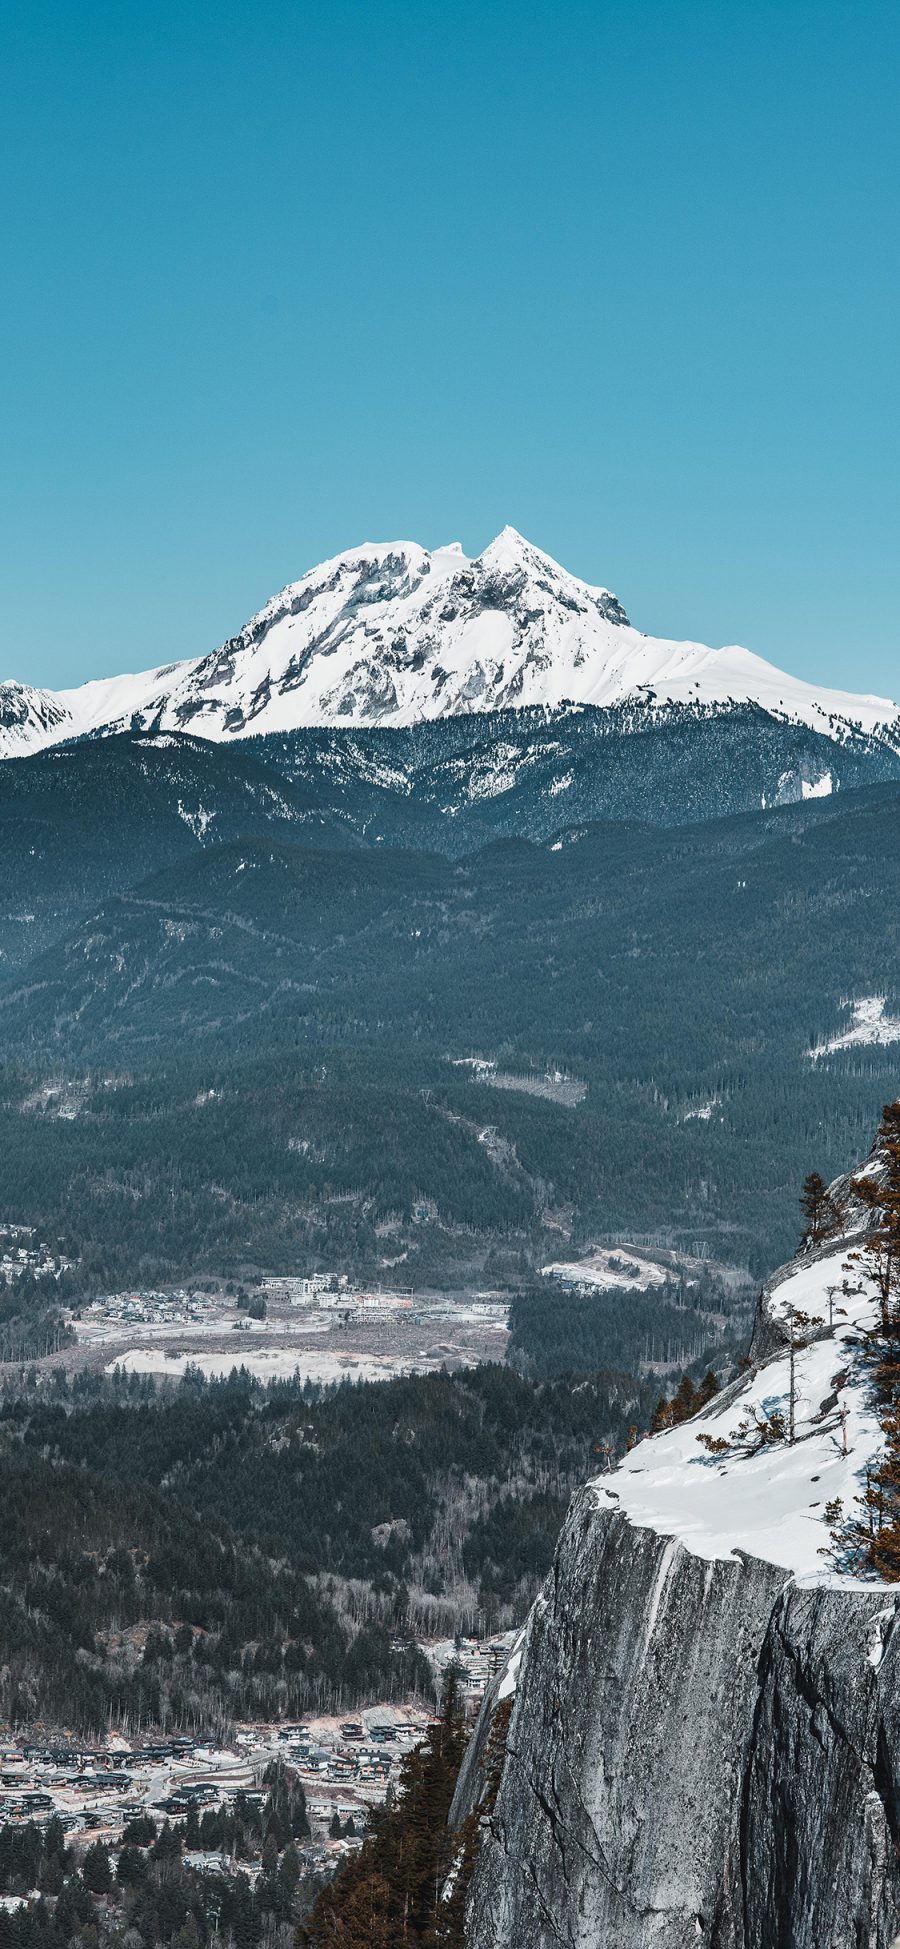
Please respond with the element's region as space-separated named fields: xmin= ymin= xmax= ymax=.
xmin=82 ymin=1841 xmax=112 ymax=1895
xmin=800 ymin=1171 xmax=843 ymax=1247
xmin=650 ymin=1370 xmax=717 ymax=1436
xmin=301 ymin=1672 xmax=469 ymax=1949
xmin=855 ymin=1102 xmax=900 ymax=1329
xmin=842 ymin=1104 xmax=900 ymax=1574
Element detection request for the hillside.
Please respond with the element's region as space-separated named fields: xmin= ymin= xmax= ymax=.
xmin=6 ymin=707 xmax=899 ymax=979
xmin=0 ymin=1444 xmax=366 ymax=1733
xmin=0 ymin=1362 xmax=656 ymax=1730
xmin=251 ymin=700 xmax=900 ymax=851
xmin=1 ymin=784 xmax=899 ymax=1280
xmin=0 ymin=732 xmax=360 ymax=973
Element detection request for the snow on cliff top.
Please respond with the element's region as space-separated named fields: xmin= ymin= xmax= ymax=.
xmin=2 ymin=527 xmax=898 ymax=756
xmin=594 ymin=1240 xmax=883 ymax=1584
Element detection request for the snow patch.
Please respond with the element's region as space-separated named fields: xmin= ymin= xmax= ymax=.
xmin=801 ymin=771 xmax=833 ymax=798
xmin=176 ymin=799 xmax=215 ymax=839
xmin=607 ymin=1245 xmax=884 ymax=1581
xmin=542 ymin=1247 xmax=669 ymax=1292
xmin=680 ymin=1096 xmax=722 ymax=1123
xmin=497 ymin=1633 xmax=526 ymax=1702
xmin=809 ymin=997 xmax=900 ymax=1059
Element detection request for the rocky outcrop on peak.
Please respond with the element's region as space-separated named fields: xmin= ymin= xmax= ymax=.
xmin=0 ymin=682 xmax=73 ymax=754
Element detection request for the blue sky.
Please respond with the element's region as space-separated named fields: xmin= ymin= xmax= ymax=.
xmin=2 ymin=0 xmax=898 ymax=694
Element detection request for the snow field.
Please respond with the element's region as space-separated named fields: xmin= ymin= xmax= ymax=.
xmin=3 ymin=529 xmax=897 ymax=753
xmin=598 ymin=1245 xmax=885 ymax=1582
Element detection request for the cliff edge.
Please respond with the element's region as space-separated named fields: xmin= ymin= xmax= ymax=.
xmin=459 ymin=1150 xmax=900 ymax=1947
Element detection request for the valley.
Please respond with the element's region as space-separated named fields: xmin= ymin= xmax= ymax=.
xmin=8 ymin=0 xmax=896 ymax=1930
xmin=1 ymin=536 xmax=899 ymax=1945
xmin=65 ymin=1280 xmax=510 ymax=1386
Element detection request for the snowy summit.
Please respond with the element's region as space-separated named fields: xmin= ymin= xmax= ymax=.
xmin=2 ymin=527 xmax=898 ymax=757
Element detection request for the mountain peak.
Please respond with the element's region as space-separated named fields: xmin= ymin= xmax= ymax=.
xmin=483 ymin=522 xmax=530 ymax=550
xmin=0 ymin=531 xmax=897 ymax=755
xmin=477 ymin=527 xmax=625 ymax=609
xmin=478 ymin=525 xmax=554 ymax=572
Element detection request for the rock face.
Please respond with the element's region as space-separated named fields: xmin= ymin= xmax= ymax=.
xmin=462 ymin=1491 xmax=900 ymax=1948
xmin=462 ymin=1159 xmax=900 ymax=1948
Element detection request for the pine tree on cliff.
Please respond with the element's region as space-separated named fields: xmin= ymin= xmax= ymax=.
xmin=854 ymin=1101 xmax=900 ymax=1330
xmin=300 ymin=1671 xmax=469 ymax=1949
xmin=799 ymin=1171 xmax=843 ymax=1248
xmin=650 ymin=1370 xmax=717 ymax=1436
xmin=849 ymin=1103 xmax=900 ymax=1576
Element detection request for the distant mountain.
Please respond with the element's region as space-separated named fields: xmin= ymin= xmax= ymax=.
xmin=2 ymin=528 xmax=898 ymax=753
xmin=8 ymin=776 xmax=900 ymax=1065
xmin=249 ymin=701 xmax=900 ymax=853
xmin=3 ymin=708 xmax=899 ymax=975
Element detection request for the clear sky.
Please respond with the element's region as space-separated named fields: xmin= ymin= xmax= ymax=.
xmin=2 ymin=0 xmax=898 ymax=695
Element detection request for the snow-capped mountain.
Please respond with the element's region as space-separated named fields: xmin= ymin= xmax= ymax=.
xmin=2 ymin=528 xmax=898 ymax=758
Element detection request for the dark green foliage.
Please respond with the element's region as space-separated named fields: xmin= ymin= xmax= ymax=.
xmin=799 ymin=1170 xmax=844 ymax=1246
xmin=0 ymin=1280 xmax=72 ymax=1364
xmin=649 ymin=1369 xmax=719 ymax=1434
xmin=507 ymin=1285 xmax=720 ymax=1378
xmin=0 ymin=730 xmax=362 ymax=973
xmin=0 ymin=1445 xmax=365 ymax=1731
xmin=301 ymin=1673 xmax=469 ymax=1948
xmin=0 ymin=1049 xmax=534 ymax=1291
xmin=0 ymin=1792 xmax=315 ymax=1949
xmin=253 ymin=702 xmax=900 ymax=854
xmin=0 ymin=1821 xmax=56 ymax=1895
xmin=81 ymin=1842 xmax=112 ymax=1895
xmin=122 ymin=1816 xmax=157 ymax=1846
xmin=20 ymin=1362 xmax=656 ymax=1586
xmin=2 ymin=781 xmax=900 ymax=1281
xmin=2 ymin=705 xmax=895 ymax=981
xmin=116 ymin=1845 xmax=148 ymax=1885
xmin=1 ymin=1361 xmax=654 ymax=1727
xmin=462 ymin=1490 xmax=568 ymax=1599
xmin=827 ymin=1104 xmax=900 ymax=1578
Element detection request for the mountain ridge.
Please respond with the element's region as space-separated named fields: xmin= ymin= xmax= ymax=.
xmin=3 ymin=527 xmax=897 ymax=755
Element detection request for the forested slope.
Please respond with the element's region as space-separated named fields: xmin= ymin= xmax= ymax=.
xmin=0 ymin=1361 xmax=655 ymax=1731
xmin=2 ymin=784 xmax=899 ymax=1278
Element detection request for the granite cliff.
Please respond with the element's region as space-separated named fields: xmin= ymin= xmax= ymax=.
xmin=455 ymin=1147 xmax=900 ymax=1946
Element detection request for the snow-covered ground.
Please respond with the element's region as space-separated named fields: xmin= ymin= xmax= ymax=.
xmin=2 ymin=528 xmax=897 ymax=753
xmin=542 ymin=1246 xmax=670 ymax=1292
xmin=597 ymin=1243 xmax=882 ymax=1582
xmin=107 ymin=1344 xmax=478 ymax=1384
xmin=679 ymin=1096 xmax=722 ymax=1122
xmin=801 ymin=770 xmax=833 ymax=798
xmin=809 ymin=995 xmax=900 ymax=1058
